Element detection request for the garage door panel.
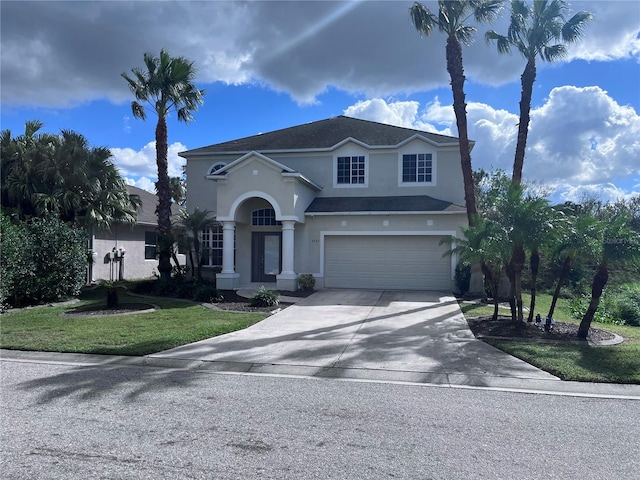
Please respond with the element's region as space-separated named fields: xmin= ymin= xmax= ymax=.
xmin=324 ymin=236 xmax=450 ymax=290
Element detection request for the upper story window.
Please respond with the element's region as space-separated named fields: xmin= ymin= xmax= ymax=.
xmin=402 ymin=153 xmax=433 ymax=184
xmin=252 ymin=208 xmax=281 ymax=226
xmin=337 ymin=155 xmax=366 ymax=185
xmin=208 ymin=162 xmax=226 ymax=175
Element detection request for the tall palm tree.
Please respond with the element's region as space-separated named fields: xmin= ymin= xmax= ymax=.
xmin=122 ymin=50 xmax=205 ymax=280
xmin=410 ymin=0 xmax=503 ymax=227
xmin=178 ymin=207 xmax=216 ymax=281
xmin=486 ymin=0 xmax=592 ymax=186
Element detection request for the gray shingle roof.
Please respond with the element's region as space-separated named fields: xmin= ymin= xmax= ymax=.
xmin=305 ymin=196 xmax=465 ymax=213
xmin=181 ymin=115 xmax=460 ymax=155
xmin=126 ymin=185 xmax=182 ymax=226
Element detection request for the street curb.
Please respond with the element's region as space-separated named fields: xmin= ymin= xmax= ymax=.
xmin=3 ymin=349 xmax=639 ymax=400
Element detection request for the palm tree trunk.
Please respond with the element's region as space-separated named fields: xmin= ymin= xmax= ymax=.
xmin=155 ymin=116 xmax=173 ymax=280
xmin=578 ymin=264 xmax=608 ymax=339
xmin=481 ymin=263 xmax=500 ymax=321
xmin=527 ymin=249 xmax=540 ymax=322
xmin=512 ymin=58 xmax=536 ymax=187
xmin=446 ymin=35 xmax=477 ymax=227
xmin=547 ymin=256 xmax=573 ymax=320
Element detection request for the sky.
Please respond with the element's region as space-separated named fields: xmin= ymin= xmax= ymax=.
xmin=1 ymin=0 xmax=639 ymax=204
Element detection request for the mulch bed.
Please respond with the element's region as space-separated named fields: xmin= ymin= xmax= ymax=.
xmin=467 ymin=315 xmax=616 ymax=343
xmin=210 ymin=290 xmax=312 ymax=313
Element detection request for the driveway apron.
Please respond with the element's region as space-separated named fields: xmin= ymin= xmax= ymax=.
xmin=150 ymin=290 xmax=557 ymax=383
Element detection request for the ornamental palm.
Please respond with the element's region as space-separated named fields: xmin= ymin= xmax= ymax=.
xmin=410 ymin=0 xmax=503 ymax=226
xmin=178 ymin=207 xmax=216 ymax=281
xmin=122 ymin=50 xmax=205 ymax=280
xmin=485 ymin=0 xmax=592 ymax=186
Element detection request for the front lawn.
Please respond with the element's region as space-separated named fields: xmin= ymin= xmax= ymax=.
xmin=0 ymin=288 xmax=267 ymax=356
xmin=459 ymin=292 xmax=640 ymax=384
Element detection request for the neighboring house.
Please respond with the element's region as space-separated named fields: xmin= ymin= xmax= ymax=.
xmin=88 ymin=185 xmax=185 ymax=283
xmin=180 ymin=116 xmax=469 ymax=291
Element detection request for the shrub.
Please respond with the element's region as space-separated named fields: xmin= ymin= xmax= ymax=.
xmin=297 ymin=273 xmax=316 ymax=292
xmin=454 ymin=262 xmax=471 ymax=295
xmin=612 ymin=285 xmax=640 ymax=327
xmin=193 ymin=284 xmax=223 ymax=303
xmin=250 ymin=286 xmax=280 ymax=307
xmin=1 ymin=215 xmax=87 ymax=308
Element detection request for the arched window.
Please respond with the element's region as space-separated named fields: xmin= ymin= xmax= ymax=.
xmin=208 ymin=162 xmax=226 ymax=175
xmin=252 ymin=208 xmax=281 ymax=226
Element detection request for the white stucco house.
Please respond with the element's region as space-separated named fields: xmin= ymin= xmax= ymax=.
xmin=180 ymin=116 xmax=469 ymax=292
xmin=88 ymin=185 xmax=186 ymax=283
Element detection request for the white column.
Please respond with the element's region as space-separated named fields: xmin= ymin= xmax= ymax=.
xmin=221 ymin=221 xmax=236 ymax=274
xmin=280 ymin=220 xmax=295 ymax=275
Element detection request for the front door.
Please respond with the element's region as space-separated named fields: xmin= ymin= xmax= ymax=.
xmin=251 ymin=232 xmax=281 ymax=283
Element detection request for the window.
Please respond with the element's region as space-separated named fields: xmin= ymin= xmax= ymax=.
xmin=252 ymin=208 xmax=280 ymax=226
xmin=402 ymin=153 xmax=433 ymax=183
xmin=337 ymin=156 xmax=366 ymax=185
xmin=208 ymin=162 xmax=226 ymax=174
xmin=200 ymin=226 xmax=224 ymax=266
xmin=144 ymin=231 xmax=157 ymax=259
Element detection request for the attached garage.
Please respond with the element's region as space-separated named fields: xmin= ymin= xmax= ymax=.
xmin=324 ymin=235 xmax=452 ymax=290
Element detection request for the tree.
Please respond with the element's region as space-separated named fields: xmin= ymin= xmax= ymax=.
xmin=1 ymin=121 xmax=138 ymax=229
xmin=178 ymin=208 xmax=216 ymax=281
xmin=577 ymin=211 xmax=640 ymax=339
xmin=443 ymin=217 xmax=511 ymax=320
xmin=122 ymin=50 xmax=205 ymax=280
xmin=410 ymin=0 xmax=503 ymax=226
xmin=486 ymin=0 xmax=592 ymax=187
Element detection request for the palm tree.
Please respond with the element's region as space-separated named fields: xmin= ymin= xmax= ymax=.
xmin=577 ymin=213 xmax=640 ymax=339
xmin=1 ymin=121 xmax=137 ymax=228
xmin=122 ymin=50 xmax=205 ymax=280
xmin=443 ymin=217 xmax=511 ymax=320
xmin=178 ymin=207 xmax=216 ymax=281
xmin=545 ymin=212 xmax=599 ymax=321
xmin=486 ymin=0 xmax=592 ymax=186
xmin=410 ymin=0 xmax=503 ymax=226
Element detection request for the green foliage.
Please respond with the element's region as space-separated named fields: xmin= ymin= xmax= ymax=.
xmin=1 ymin=215 xmax=87 ymax=307
xmin=569 ymin=285 xmax=640 ymax=327
xmin=250 ymin=286 xmax=280 ymax=307
xmin=297 ymin=273 xmax=316 ymax=292
xmin=454 ymin=262 xmax=471 ymax=295
xmin=193 ymin=284 xmax=223 ymax=303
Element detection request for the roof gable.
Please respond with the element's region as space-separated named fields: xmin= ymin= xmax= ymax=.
xmin=181 ymin=116 xmax=464 ymax=156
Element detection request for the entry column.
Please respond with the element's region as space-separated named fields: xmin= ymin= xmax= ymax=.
xmin=276 ymin=220 xmax=297 ymax=291
xmin=216 ymin=221 xmax=240 ymax=289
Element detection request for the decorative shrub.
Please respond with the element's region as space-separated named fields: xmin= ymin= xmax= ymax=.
xmin=454 ymin=262 xmax=471 ymax=295
xmin=297 ymin=273 xmax=316 ymax=292
xmin=193 ymin=284 xmax=223 ymax=303
xmin=250 ymin=286 xmax=280 ymax=307
xmin=1 ymin=215 xmax=87 ymax=308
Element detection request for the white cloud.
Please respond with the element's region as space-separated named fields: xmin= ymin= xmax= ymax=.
xmin=2 ymin=1 xmax=637 ymax=107
xmin=125 ymin=176 xmax=155 ymax=194
xmin=110 ymin=141 xmax=186 ymax=182
xmin=344 ymin=86 xmax=640 ymax=202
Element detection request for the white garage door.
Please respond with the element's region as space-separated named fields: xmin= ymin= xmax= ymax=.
xmin=324 ymin=235 xmax=451 ymax=290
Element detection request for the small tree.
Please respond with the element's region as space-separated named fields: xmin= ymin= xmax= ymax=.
xmin=178 ymin=208 xmax=216 ymax=281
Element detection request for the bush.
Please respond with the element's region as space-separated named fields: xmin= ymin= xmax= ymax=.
xmin=1 ymin=215 xmax=87 ymax=308
xmin=297 ymin=273 xmax=316 ymax=292
xmin=193 ymin=284 xmax=223 ymax=303
xmin=612 ymin=285 xmax=640 ymax=326
xmin=250 ymin=286 xmax=280 ymax=307
xmin=454 ymin=262 xmax=471 ymax=295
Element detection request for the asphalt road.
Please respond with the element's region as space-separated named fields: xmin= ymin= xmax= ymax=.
xmin=1 ymin=360 xmax=638 ymax=479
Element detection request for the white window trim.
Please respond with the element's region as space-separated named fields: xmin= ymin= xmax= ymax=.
xmin=397 ymin=152 xmax=437 ymax=187
xmin=333 ymin=154 xmax=368 ymax=188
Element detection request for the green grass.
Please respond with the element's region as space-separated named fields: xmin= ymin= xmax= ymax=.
xmin=460 ymin=291 xmax=640 ymax=384
xmin=0 ymin=288 xmax=267 ymax=356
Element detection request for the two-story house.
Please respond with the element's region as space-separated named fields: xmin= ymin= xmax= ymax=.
xmin=180 ymin=116 xmax=468 ymax=291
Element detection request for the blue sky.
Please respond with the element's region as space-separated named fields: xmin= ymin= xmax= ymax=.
xmin=2 ymin=0 xmax=639 ymax=203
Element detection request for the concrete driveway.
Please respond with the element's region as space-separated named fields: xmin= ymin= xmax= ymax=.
xmin=150 ymin=289 xmax=559 ymax=387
